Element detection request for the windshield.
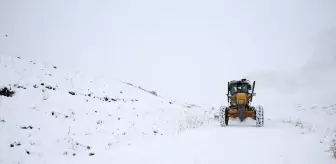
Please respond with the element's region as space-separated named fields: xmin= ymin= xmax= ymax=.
xmin=229 ymin=83 xmax=250 ymax=95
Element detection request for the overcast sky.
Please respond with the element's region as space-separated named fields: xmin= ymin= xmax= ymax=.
xmin=1 ymin=0 xmax=335 ymax=106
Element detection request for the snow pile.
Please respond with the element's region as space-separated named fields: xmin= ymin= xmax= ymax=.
xmin=0 ymin=55 xmax=209 ymax=164
xmin=280 ymin=104 xmax=336 ymax=157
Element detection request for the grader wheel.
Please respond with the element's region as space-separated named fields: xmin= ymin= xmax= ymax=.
xmin=219 ymin=106 xmax=228 ymax=127
xmin=256 ymin=106 xmax=264 ymax=127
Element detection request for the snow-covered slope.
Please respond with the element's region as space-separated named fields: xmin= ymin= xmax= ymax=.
xmin=0 ymin=55 xmax=209 ymax=164
xmin=1 ymin=55 xmax=336 ymax=164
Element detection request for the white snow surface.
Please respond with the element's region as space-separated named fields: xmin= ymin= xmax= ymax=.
xmin=1 ymin=55 xmax=336 ymax=164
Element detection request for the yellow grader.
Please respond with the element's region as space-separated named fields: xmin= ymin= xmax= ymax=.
xmin=219 ymin=79 xmax=264 ymax=127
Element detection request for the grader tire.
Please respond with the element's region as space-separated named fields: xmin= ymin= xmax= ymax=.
xmin=219 ymin=106 xmax=228 ymax=127
xmin=256 ymin=105 xmax=264 ymax=127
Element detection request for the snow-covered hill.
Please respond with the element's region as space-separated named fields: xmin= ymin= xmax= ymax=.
xmin=1 ymin=54 xmax=336 ymax=164
xmin=1 ymin=55 xmax=336 ymax=164
xmin=0 ymin=55 xmax=210 ymax=164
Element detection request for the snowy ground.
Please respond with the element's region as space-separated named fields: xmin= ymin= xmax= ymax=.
xmin=92 ymin=120 xmax=334 ymax=164
xmin=1 ymin=55 xmax=335 ymax=164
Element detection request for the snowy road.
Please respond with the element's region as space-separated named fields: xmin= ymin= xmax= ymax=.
xmin=66 ymin=119 xmax=334 ymax=164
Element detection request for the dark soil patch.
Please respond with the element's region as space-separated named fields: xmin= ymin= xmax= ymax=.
xmin=20 ymin=126 xmax=33 ymax=130
xmin=69 ymin=91 xmax=76 ymax=95
xmin=14 ymin=84 xmax=26 ymax=90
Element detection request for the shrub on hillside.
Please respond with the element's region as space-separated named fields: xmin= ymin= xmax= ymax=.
xmin=177 ymin=109 xmax=216 ymax=134
xmin=149 ymin=91 xmax=158 ymax=96
xmin=178 ymin=116 xmax=205 ymax=133
xmin=0 ymin=87 xmax=15 ymax=97
xmin=330 ymin=138 xmax=336 ymax=159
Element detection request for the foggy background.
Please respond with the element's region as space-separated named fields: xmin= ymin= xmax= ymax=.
xmin=1 ymin=0 xmax=335 ymax=107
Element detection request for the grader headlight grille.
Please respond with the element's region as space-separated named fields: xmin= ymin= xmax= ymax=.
xmin=238 ymin=99 xmax=246 ymax=105
xmin=236 ymin=93 xmax=248 ymax=105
